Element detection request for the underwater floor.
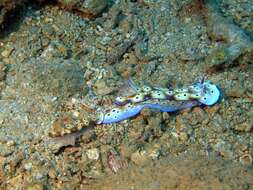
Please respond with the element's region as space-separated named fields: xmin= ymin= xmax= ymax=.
xmin=0 ymin=0 xmax=253 ymax=189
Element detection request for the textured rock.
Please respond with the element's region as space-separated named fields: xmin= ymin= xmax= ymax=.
xmin=1 ymin=0 xmax=253 ymax=189
xmin=58 ymin=0 xmax=109 ymax=18
xmin=15 ymin=58 xmax=86 ymax=99
xmin=0 ymin=0 xmax=26 ymax=26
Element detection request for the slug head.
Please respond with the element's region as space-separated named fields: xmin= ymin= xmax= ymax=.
xmin=194 ymin=81 xmax=220 ymax=106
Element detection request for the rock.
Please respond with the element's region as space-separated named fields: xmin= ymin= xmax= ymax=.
xmin=0 ymin=144 xmax=14 ymax=157
xmin=134 ymin=37 xmax=149 ymax=59
xmin=162 ymin=112 xmax=170 ymax=121
xmin=227 ymin=86 xmax=246 ymax=98
xmin=93 ymin=80 xmax=115 ymax=95
xmin=45 ymin=135 xmax=77 ymax=153
xmin=48 ymin=169 xmax=57 ymax=179
xmin=4 ymin=151 xmax=25 ymax=175
xmin=140 ymin=107 xmax=152 ymax=118
xmin=15 ymin=59 xmax=85 ymax=99
xmin=147 ymin=144 xmax=161 ymax=160
xmin=58 ymin=0 xmax=109 ymax=18
xmin=25 ymin=183 xmax=45 ymax=190
xmin=1 ymin=45 xmax=14 ymax=58
xmin=34 ymin=172 xmax=44 ymax=180
xmin=213 ymin=140 xmax=234 ymax=159
xmin=130 ymin=150 xmax=148 ymax=165
xmin=129 ymin=117 xmax=145 ymax=140
xmin=49 ymin=118 xmax=67 ymax=137
xmin=234 ymin=121 xmax=253 ymax=132
xmin=0 ymin=156 xmax=5 ymax=181
xmin=0 ymin=62 xmax=6 ymax=81
xmin=24 ymin=162 xmax=33 ymax=171
xmin=204 ymin=0 xmax=253 ymax=70
xmin=107 ymin=151 xmax=128 ymax=173
xmin=6 ymin=140 xmax=15 ymax=147
xmin=100 ymin=36 xmax=112 ymax=46
xmin=179 ymin=132 xmax=188 ymax=143
xmin=86 ymin=148 xmax=100 ymax=161
xmin=239 ymin=154 xmax=252 ymax=165
xmin=0 ymin=1 xmax=26 ymax=27
xmin=41 ymin=41 xmax=70 ymax=59
xmin=176 ymin=116 xmax=188 ymax=132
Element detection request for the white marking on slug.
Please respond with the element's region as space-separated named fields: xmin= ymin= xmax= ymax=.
xmin=164 ymin=90 xmax=174 ymax=96
xmin=174 ymin=93 xmax=190 ymax=101
xmin=174 ymin=88 xmax=188 ymax=93
xmin=189 ymin=92 xmax=202 ymax=99
xmin=115 ymin=96 xmax=126 ymax=103
xmin=189 ymin=84 xmax=202 ymax=93
xmin=141 ymin=85 xmax=152 ymax=92
xmin=151 ymin=90 xmax=167 ymax=99
xmin=130 ymin=93 xmax=145 ymax=103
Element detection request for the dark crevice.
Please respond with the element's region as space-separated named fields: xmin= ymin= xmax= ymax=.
xmin=0 ymin=5 xmax=25 ymax=38
xmin=56 ymin=0 xmax=114 ymax=21
xmin=0 ymin=0 xmax=114 ymax=38
xmin=0 ymin=0 xmax=56 ymax=39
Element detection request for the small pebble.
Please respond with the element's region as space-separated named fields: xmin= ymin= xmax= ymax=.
xmin=48 ymin=169 xmax=57 ymax=179
xmin=34 ymin=172 xmax=44 ymax=180
xmin=1 ymin=46 xmax=14 ymax=58
xmin=26 ymin=183 xmax=44 ymax=190
xmin=179 ymin=132 xmax=188 ymax=142
xmin=234 ymin=121 xmax=253 ymax=132
xmin=24 ymin=163 xmax=33 ymax=171
xmin=72 ymin=111 xmax=80 ymax=118
xmin=162 ymin=112 xmax=170 ymax=120
xmin=93 ymin=80 xmax=114 ymax=95
xmin=131 ymin=150 xmax=147 ymax=165
xmin=6 ymin=140 xmax=15 ymax=147
xmin=86 ymin=148 xmax=100 ymax=161
xmin=239 ymin=154 xmax=252 ymax=165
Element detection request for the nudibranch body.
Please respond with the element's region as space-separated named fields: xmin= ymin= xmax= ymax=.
xmin=96 ymin=80 xmax=220 ymax=124
xmin=97 ymin=103 xmax=145 ymax=124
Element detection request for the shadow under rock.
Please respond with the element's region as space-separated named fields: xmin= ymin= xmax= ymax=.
xmin=0 ymin=0 xmax=57 ymax=39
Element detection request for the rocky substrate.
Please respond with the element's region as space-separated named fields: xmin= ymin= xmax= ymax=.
xmin=0 ymin=0 xmax=252 ymax=189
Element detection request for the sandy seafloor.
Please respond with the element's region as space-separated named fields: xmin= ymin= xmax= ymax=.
xmin=0 ymin=0 xmax=253 ymax=189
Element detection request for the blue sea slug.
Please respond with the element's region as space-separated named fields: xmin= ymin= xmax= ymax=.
xmin=96 ymin=79 xmax=220 ymax=124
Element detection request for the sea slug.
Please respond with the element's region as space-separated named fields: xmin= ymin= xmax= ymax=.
xmin=96 ymin=79 xmax=220 ymax=124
